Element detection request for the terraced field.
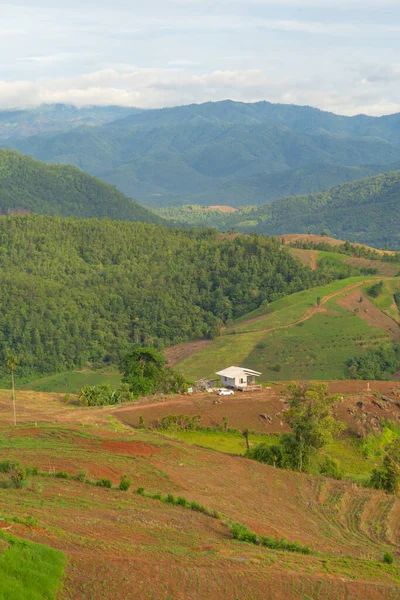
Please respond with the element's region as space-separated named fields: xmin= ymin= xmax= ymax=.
xmin=1 ymin=389 xmax=400 ymax=598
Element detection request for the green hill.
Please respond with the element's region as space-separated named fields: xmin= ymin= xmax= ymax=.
xmin=175 ymin=277 xmax=400 ymax=382
xmin=5 ymin=100 xmax=400 ymax=207
xmin=158 ymin=170 xmax=400 ymax=250
xmin=248 ymin=170 xmax=400 ymax=249
xmin=0 ymin=215 xmax=320 ymax=382
xmin=0 ymin=149 xmax=162 ymax=224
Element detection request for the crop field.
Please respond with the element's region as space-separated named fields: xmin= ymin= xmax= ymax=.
xmin=176 ymin=277 xmax=399 ymax=381
xmin=1 ymin=388 xmax=400 ymax=598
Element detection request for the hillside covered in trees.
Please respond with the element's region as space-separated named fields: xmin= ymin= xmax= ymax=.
xmin=158 ymin=170 xmax=400 ymax=250
xmin=0 ymin=215 xmax=325 ymax=380
xmin=5 ymin=100 xmax=400 ymax=207
xmin=0 ymin=149 xmax=163 ymax=224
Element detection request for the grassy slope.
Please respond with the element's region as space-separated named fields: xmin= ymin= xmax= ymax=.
xmin=19 ymin=371 xmax=123 ymax=394
xmin=177 ymin=277 xmax=399 ymax=381
xmin=0 ymin=530 xmax=65 ymax=600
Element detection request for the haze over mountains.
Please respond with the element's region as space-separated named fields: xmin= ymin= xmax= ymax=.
xmin=4 ymin=100 xmax=400 ymax=208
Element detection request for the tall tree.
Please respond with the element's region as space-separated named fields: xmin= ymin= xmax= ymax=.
xmin=6 ymin=354 xmax=19 ymax=426
xmin=283 ymin=382 xmax=344 ymax=472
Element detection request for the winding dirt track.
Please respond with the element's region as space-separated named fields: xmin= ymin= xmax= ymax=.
xmin=229 ymin=280 xmax=372 ymax=334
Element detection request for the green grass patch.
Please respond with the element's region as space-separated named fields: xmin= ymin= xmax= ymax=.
xmin=20 ymin=370 xmax=123 ymax=394
xmin=0 ymin=530 xmax=65 ymax=600
xmin=157 ymin=429 xmax=279 ymax=454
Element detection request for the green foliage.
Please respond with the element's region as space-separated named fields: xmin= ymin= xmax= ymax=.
xmin=78 ymin=383 xmax=133 ymax=407
xmin=0 ymin=530 xmax=65 ymax=600
xmin=367 ymin=281 xmax=384 ymax=298
xmin=161 ymin=171 xmax=400 ymax=250
xmin=0 ymin=149 xmax=163 ymax=224
xmin=319 ymin=456 xmax=343 ymax=480
xmin=347 ymin=343 xmax=400 ymax=380
xmin=246 ymin=443 xmax=283 ymax=467
xmin=95 ymin=478 xmax=112 ymax=489
xmin=370 ymin=439 xmax=400 ymax=494
xmin=226 ymin=521 xmax=311 ymax=554
xmin=0 ymin=216 xmax=316 ymax=380
xmin=134 ymin=488 xmax=220 ymax=519
xmin=9 ymin=465 xmax=27 ymax=489
xmin=383 ymin=552 xmax=394 ymax=565
xmin=282 ymin=382 xmax=345 ymax=472
xmin=119 ymin=475 xmax=132 ymax=491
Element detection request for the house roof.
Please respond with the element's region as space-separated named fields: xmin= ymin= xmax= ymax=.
xmin=215 ymin=366 xmax=262 ymax=378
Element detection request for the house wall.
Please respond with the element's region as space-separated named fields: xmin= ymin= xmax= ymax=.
xmin=221 ymin=375 xmax=247 ymax=388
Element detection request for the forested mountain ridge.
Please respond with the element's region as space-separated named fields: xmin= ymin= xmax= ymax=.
xmin=5 ymin=100 xmax=400 ymax=207
xmin=0 ymin=148 xmax=163 ymax=224
xmin=0 ymin=104 xmax=140 ymax=140
xmin=157 ymin=170 xmax=400 ymax=250
xmin=0 ymin=215 xmax=325 ymax=380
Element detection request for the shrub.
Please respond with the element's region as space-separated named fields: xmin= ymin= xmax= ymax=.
xmin=0 ymin=460 xmax=13 ymax=473
xmin=367 ymin=280 xmax=384 ymax=298
xmin=246 ymin=443 xmax=283 ymax=467
xmin=55 ymin=471 xmax=69 ymax=479
xmin=95 ymin=478 xmax=112 ymax=488
xmin=136 ymin=486 xmax=145 ymax=495
xmin=319 ymin=456 xmax=343 ymax=480
xmin=9 ymin=465 xmax=27 ymax=489
xmin=383 ymin=552 xmax=394 ymax=565
xmin=119 ymin=475 xmax=132 ymax=491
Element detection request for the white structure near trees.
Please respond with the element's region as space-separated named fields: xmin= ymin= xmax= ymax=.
xmin=215 ymin=366 xmax=262 ymax=391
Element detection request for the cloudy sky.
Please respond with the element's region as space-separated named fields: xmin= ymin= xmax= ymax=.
xmin=1 ymin=0 xmax=400 ymax=115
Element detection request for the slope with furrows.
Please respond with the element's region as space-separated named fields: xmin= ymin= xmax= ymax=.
xmin=1 ymin=390 xmax=400 ymax=599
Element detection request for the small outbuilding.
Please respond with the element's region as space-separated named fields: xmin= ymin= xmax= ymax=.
xmin=215 ymin=366 xmax=262 ymax=391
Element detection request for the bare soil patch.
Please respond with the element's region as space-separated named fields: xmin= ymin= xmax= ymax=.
xmin=204 ymin=205 xmax=238 ymax=213
xmin=165 ymin=339 xmax=213 ymax=366
xmin=100 ymin=440 xmax=160 ymax=456
xmin=338 ymin=290 xmax=400 ymax=340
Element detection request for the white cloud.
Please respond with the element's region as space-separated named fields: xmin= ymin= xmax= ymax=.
xmin=0 ymin=67 xmax=398 ymax=117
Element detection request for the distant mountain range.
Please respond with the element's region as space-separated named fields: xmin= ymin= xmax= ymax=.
xmin=0 ymin=104 xmax=140 ymax=140
xmin=4 ymin=100 xmax=400 ymax=207
xmin=0 ymin=149 xmax=163 ymax=224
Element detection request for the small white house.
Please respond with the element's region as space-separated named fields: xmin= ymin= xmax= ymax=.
xmin=215 ymin=366 xmax=262 ymax=390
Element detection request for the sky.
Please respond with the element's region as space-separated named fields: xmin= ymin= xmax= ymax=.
xmin=1 ymin=0 xmax=400 ymax=115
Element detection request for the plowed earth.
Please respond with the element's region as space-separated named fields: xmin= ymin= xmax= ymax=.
xmin=1 ymin=389 xmax=400 ymax=599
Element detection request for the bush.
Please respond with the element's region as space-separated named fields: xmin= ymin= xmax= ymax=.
xmin=55 ymin=471 xmax=69 ymax=479
xmin=95 ymin=478 xmax=112 ymax=488
xmin=0 ymin=460 xmax=12 ymax=473
xmin=319 ymin=456 xmax=343 ymax=480
xmin=383 ymin=552 xmax=394 ymax=565
xmin=9 ymin=465 xmax=27 ymax=489
xmin=367 ymin=280 xmax=384 ymax=298
xmin=246 ymin=443 xmax=283 ymax=467
xmin=119 ymin=475 xmax=131 ymax=491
